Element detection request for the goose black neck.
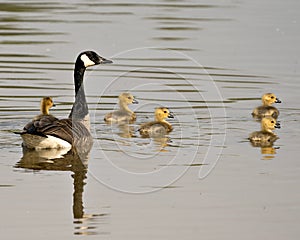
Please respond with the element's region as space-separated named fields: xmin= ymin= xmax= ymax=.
xmin=69 ymin=62 xmax=89 ymax=120
xmin=74 ymin=66 xmax=85 ymax=93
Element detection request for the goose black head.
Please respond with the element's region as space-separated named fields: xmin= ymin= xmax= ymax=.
xmin=78 ymin=51 xmax=113 ymax=68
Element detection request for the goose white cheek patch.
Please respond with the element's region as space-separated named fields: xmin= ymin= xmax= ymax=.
xmin=81 ymin=54 xmax=95 ymax=67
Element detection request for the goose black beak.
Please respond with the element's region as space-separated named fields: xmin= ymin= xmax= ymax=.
xmin=275 ymin=98 xmax=281 ymax=103
xmin=99 ymin=57 xmax=113 ymax=64
xmin=132 ymin=99 xmax=138 ymax=104
xmin=275 ymin=122 xmax=281 ymax=129
xmin=168 ymin=112 xmax=174 ymax=118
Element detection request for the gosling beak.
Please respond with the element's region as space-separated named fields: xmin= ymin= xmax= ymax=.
xmin=275 ymin=98 xmax=281 ymax=103
xmin=168 ymin=112 xmax=174 ymax=118
xmin=132 ymin=98 xmax=139 ymax=104
xmin=275 ymin=122 xmax=281 ymax=129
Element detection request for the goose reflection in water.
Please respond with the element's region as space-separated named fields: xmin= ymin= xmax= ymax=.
xmin=15 ymin=145 xmax=108 ymax=236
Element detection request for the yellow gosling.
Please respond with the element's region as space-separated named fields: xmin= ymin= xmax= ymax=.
xmin=32 ymin=97 xmax=57 ymax=122
xmin=40 ymin=97 xmax=55 ymax=115
xmin=139 ymin=107 xmax=174 ymax=138
xmin=104 ymin=92 xmax=138 ymax=124
xmin=252 ymin=93 xmax=281 ymax=119
xmin=249 ymin=117 xmax=280 ymax=146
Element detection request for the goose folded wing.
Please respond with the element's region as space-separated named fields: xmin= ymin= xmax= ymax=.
xmin=22 ymin=115 xmax=58 ymax=137
xmin=22 ymin=117 xmax=91 ymax=145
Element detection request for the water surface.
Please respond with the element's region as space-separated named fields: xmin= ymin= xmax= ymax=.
xmin=1 ymin=0 xmax=300 ymax=239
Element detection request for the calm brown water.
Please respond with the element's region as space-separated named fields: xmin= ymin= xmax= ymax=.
xmin=1 ymin=0 xmax=300 ymax=239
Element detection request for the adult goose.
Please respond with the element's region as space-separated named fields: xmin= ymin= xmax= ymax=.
xmin=18 ymin=51 xmax=112 ymax=150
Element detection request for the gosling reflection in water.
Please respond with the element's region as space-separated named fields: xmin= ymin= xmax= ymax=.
xmin=260 ymin=146 xmax=279 ymax=160
xmin=15 ymin=146 xmax=107 ymax=236
xmin=117 ymin=123 xmax=135 ymax=138
xmin=153 ymin=136 xmax=172 ymax=152
xmin=249 ymin=117 xmax=281 ymax=159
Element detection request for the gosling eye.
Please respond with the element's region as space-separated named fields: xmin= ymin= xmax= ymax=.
xmin=271 ymin=96 xmax=274 ymax=99
xmin=163 ymin=111 xmax=167 ymax=113
xmin=128 ymin=97 xmax=132 ymax=100
xmin=271 ymin=121 xmax=274 ymax=123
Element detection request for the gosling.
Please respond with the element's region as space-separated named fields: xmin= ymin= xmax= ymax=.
xmin=252 ymin=93 xmax=281 ymax=119
xmin=18 ymin=97 xmax=59 ymax=144
xmin=34 ymin=97 xmax=56 ymax=118
xmin=104 ymin=92 xmax=138 ymax=124
xmin=139 ymin=107 xmax=174 ymax=138
xmin=249 ymin=117 xmax=280 ymax=146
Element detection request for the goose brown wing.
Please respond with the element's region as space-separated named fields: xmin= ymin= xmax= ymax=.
xmin=22 ymin=116 xmax=91 ymax=145
xmin=22 ymin=115 xmax=59 ymax=137
xmin=43 ymin=119 xmax=91 ymax=145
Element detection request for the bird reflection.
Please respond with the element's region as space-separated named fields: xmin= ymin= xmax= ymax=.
xmin=116 ymin=124 xmax=135 ymax=138
xmin=138 ymin=136 xmax=172 ymax=152
xmin=260 ymin=146 xmax=278 ymax=160
xmin=15 ymin=145 xmax=106 ymax=236
xmin=249 ymin=117 xmax=280 ymax=160
xmin=249 ymin=141 xmax=279 ymax=160
xmin=153 ymin=136 xmax=172 ymax=152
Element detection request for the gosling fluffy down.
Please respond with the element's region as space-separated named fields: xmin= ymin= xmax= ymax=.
xmin=252 ymin=93 xmax=281 ymax=119
xmin=139 ymin=107 xmax=174 ymax=138
xmin=249 ymin=117 xmax=280 ymax=146
xmin=22 ymin=97 xmax=58 ymax=131
xmin=104 ymin=92 xmax=138 ymax=124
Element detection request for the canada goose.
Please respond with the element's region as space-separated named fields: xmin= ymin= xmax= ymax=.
xmin=139 ymin=107 xmax=174 ymax=138
xmin=249 ymin=117 xmax=280 ymax=146
xmin=252 ymin=93 xmax=281 ymax=119
xmin=18 ymin=51 xmax=112 ymax=149
xmin=104 ymin=92 xmax=138 ymax=124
